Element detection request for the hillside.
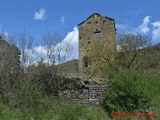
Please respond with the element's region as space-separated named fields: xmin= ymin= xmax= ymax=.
xmin=153 ymin=42 xmax=160 ymax=51
xmin=59 ymin=59 xmax=79 ymax=76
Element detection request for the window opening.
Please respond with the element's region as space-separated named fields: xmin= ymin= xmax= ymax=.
xmin=94 ymin=30 xmax=101 ymax=34
xmin=83 ymin=55 xmax=90 ymax=67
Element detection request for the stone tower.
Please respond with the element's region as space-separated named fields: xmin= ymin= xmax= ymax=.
xmin=78 ymin=13 xmax=116 ymax=76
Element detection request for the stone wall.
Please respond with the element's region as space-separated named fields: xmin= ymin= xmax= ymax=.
xmin=58 ymin=77 xmax=108 ymax=107
xmin=0 ymin=37 xmax=20 ymax=74
xmin=0 ymin=37 xmax=21 ymax=103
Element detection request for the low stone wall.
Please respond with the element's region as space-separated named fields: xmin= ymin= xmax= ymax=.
xmin=58 ymin=77 xmax=108 ymax=107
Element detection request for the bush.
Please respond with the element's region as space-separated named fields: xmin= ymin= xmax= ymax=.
xmin=9 ymin=80 xmax=50 ymax=120
xmin=102 ymin=69 xmax=159 ymax=117
xmin=0 ymin=99 xmax=109 ymax=120
xmin=5 ymin=78 xmax=109 ymax=120
xmin=84 ymin=107 xmax=109 ymax=120
xmin=57 ymin=101 xmax=85 ymax=120
xmin=56 ymin=101 xmax=109 ymax=120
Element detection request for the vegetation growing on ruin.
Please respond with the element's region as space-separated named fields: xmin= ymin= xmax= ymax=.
xmin=0 ymin=30 xmax=159 ymax=119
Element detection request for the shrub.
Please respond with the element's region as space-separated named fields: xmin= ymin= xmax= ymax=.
xmin=102 ymin=69 xmax=155 ymax=117
xmin=84 ymin=107 xmax=109 ymax=120
xmin=9 ymin=80 xmax=49 ymax=120
xmin=57 ymin=101 xmax=85 ymax=120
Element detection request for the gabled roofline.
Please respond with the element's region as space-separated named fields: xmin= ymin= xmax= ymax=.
xmin=86 ymin=13 xmax=101 ymax=20
xmin=78 ymin=13 xmax=114 ymax=26
xmin=78 ymin=20 xmax=85 ymax=26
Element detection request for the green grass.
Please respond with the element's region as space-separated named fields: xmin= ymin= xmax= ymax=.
xmin=0 ymin=100 xmax=110 ymax=120
xmin=0 ymin=79 xmax=109 ymax=120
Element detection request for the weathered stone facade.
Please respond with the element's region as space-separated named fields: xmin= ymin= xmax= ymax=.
xmin=58 ymin=77 xmax=108 ymax=107
xmin=0 ymin=37 xmax=20 ymax=74
xmin=0 ymin=36 xmax=21 ymax=103
xmin=78 ymin=13 xmax=116 ymax=75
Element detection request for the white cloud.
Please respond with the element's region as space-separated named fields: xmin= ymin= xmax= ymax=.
xmin=34 ymin=8 xmax=46 ymax=20
xmin=61 ymin=16 xmax=65 ymax=24
xmin=61 ymin=27 xmax=78 ymax=61
xmin=138 ymin=16 xmax=150 ymax=33
xmin=116 ymin=24 xmax=129 ymax=30
xmin=26 ymin=27 xmax=78 ymax=66
xmin=33 ymin=46 xmax=47 ymax=59
xmin=152 ymin=21 xmax=160 ymax=43
xmin=116 ymin=16 xmax=151 ymax=33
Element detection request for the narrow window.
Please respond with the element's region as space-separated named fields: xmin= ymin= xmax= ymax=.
xmin=83 ymin=55 xmax=90 ymax=67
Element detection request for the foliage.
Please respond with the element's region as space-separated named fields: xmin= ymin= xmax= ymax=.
xmin=84 ymin=107 xmax=109 ymax=120
xmin=102 ymin=69 xmax=160 ymax=118
xmin=115 ymin=32 xmax=160 ymax=71
xmin=57 ymin=101 xmax=85 ymax=120
xmin=0 ymin=30 xmax=159 ymax=120
xmin=0 ymin=101 xmax=110 ymax=120
xmin=88 ymin=32 xmax=160 ymax=78
xmin=9 ymin=80 xmax=48 ymax=120
xmin=0 ymin=79 xmax=109 ymax=120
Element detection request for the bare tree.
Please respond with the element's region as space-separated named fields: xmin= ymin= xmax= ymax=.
xmin=18 ymin=30 xmax=34 ymax=70
xmin=7 ymin=33 xmax=18 ymax=46
xmin=116 ymin=32 xmax=152 ymax=70
xmin=56 ymin=39 xmax=72 ymax=76
xmin=88 ymin=31 xmax=158 ymax=77
xmin=42 ymin=31 xmax=60 ymax=66
xmin=40 ymin=31 xmax=72 ymax=95
xmin=7 ymin=30 xmax=34 ymax=70
xmin=41 ymin=31 xmax=71 ymax=75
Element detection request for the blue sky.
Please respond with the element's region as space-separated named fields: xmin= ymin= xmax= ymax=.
xmin=0 ymin=0 xmax=160 ymax=62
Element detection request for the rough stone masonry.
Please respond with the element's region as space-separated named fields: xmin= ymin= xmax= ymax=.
xmin=78 ymin=13 xmax=116 ymax=76
xmin=58 ymin=76 xmax=109 ymax=107
xmin=0 ymin=36 xmax=21 ymax=103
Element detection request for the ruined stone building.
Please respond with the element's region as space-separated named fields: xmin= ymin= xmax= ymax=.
xmin=78 ymin=13 xmax=116 ymax=76
xmin=0 ymin=36 xmax=21 ymax=103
